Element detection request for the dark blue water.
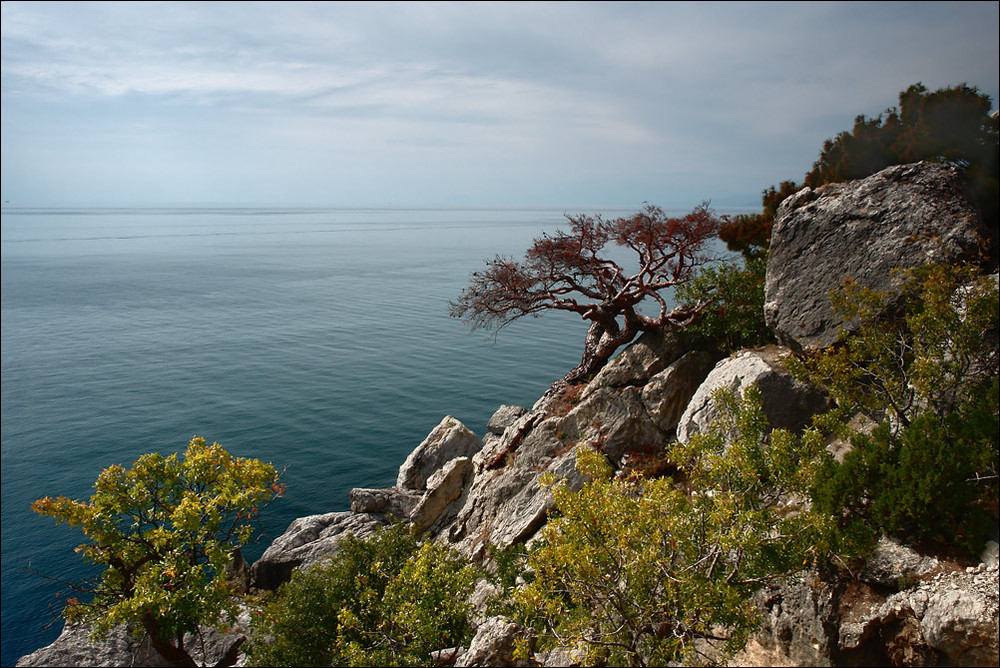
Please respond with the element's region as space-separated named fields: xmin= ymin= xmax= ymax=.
xmin=2 ymin=205 xmax=631 ymax=664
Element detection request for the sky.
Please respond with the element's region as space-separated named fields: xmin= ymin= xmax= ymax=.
xmin=1 ymin=1 xmax=998 ymax=208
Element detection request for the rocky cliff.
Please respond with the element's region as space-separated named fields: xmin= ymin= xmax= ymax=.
xmin=18 ymin=161 xmax=999 ymax=667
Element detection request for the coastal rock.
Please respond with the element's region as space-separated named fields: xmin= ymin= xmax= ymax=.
xmin=16 ymin=608 xmax=251 ymax=668
xmin=456 ymin=616 xmax=534 ymax=667
xmin=348 ymin=486 xmax=423 ymax=520
xmin=580 ymin=326 xmax=698 ymax=398
xmin=764 ymin=161 xmax=987 ymax=352
xmin=444 ymin=326 xmax=711 ymax=557
xmin=741 ymin=570 xmax=840 ymax=667
xmin=397 ymin=416 xmax=481 ymax=491
xmin=251 ymin=511 xmax=385 ymax=590
xmin=15 ymin=622 xmax=167 ymax=668
xmin=411 ymin=456 xmax=472 ymax=531
xmin=675 ymin=347 xmax=829 ymax=444
xmin=839 ymin=564 xmax=999 ymax=666
xmin=641 ymin=349 xmax=717 ymax=434
xmin=858 ymin=536 xmax=942 ymax=588
xmin=487 ymin=405 xmax=529 ymax=435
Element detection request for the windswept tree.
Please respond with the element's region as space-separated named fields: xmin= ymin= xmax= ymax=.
xmin=450 ymin=203 xmax=721 ymax=384
xmin=32 ymin=437 xmax=284 ymax=668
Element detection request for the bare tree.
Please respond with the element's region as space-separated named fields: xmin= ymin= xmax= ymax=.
xmin=450 ymin=203 xmax=721 ymax=385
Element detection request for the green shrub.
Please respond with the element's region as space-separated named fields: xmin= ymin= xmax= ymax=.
xmin=676 ymin=254 xmax=773 ymax=356
xmin=246 ymin=523 xmax=476 ymax=667
xmin=515 ymin=386 xmax=836 ymax=667
xmin=799 ymin=263 xmax=999 ymax=552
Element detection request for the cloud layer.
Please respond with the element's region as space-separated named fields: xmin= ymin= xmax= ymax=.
xmin=2 ymin=1 xmax=997 ymax=206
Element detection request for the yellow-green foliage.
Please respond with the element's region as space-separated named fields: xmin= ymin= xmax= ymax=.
xmin=32 ymin=437 xmax=282 ymax=665
xmin=515 ymin=386 xmax=836 ymax=667
xmin=246 ymin=523 xmax=476 ymax=667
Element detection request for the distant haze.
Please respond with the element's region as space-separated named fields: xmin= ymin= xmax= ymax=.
xmin=2 ymin=1 xmax=997 ymax=208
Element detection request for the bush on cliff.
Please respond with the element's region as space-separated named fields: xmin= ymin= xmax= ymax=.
xmin=245 ymin=523 xmax=475 ymax=667
xmin=514 ymin=386 xmax=837 ymax=667
xmin=796 ymin=263 xmax=999 ymax=551
xmin=31 ymin=437 xmax=283 ymax=668
xmin=675 ymin=253 xmax=774 ymax=356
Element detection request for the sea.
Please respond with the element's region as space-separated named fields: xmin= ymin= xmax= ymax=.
xmin=0 ymin=205 xmax=729 ymax=664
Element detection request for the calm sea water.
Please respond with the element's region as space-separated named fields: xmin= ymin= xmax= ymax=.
xmin=2 ymin=205 xmax=638 ymax=664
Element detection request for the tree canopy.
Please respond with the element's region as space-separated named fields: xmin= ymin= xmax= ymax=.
xmin=32 ymin=437 xmax=283 ymax=667
xmin=450 ymin=202 xmax=721 ymax=384
xmin=719 ymin=82 xmax=999 ymax=260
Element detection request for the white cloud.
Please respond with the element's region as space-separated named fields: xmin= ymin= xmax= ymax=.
xmin=2 ymin=1 xmax=997 ymax=206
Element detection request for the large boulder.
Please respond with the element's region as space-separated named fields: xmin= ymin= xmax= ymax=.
xmin=456 ymin=616 xmax=535 ymax=667
xmin=764 ymin=161 xmax=988 ymax=352
xmin=250 ymin=511 xmax=385 ymax=590
xmin=675 ymin=347 xmax=829 ymax=444
xmin=641 ymin=349 xmax=717 ymax=434
xmin=397 ymin=416 xmax=481 ymax=490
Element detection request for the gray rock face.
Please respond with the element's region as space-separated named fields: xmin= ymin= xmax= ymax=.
xmin=397 ymin=416 xmax=481 ymax=490
xmin=764 ymin=161 xmax=987 ymax=351
xmin=349 ymin=486 xmax=423 ymax=519
xmin=641 ymin=349 xmax=717 ymax=434
xmin=486 ymin=405 xmax=529 ymax=435
xmin=746 ymin=571 xmax=840 ymax=667
xmin=675 ymin=347 xmax=829 ymax=444
xmin=251 ymin=511 xmax=385 ymax=590
xmin=411 ymin=456 xmax=472 ymax=531
xmin=16 ymin=623 xmax=167 ymax=668
xmin=17 ymin=609 xmax=251 ymax=668
xmin=455 ymin=616 xmax=534 ymax=667
xmin=579 ymin=326 xmax=699 ymax=398
xmin=840 ymin=564 xmax=1000 ymax=666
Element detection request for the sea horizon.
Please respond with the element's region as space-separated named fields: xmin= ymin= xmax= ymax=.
xmin=1 ymin=204 xmax=740 ymax=664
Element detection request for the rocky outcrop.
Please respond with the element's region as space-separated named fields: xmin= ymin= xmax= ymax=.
xmin=397 ymin=416 xmax=481 ymax=490
xmin=16 ymin=609 xmax=250 ymax=668
xmin=250 ymin=510 xmax=386 ymax=590
xmin=764 ymin=161 xmax=988 ymax=351
xmin=839 ymin=543 xmax=1000 ymax=666
xmin=456 ymin=616 xmax=535 ymax=668
xmin=675 ymin=346 xmax=829 ymax=444
xmin=740 ymin=539 xmax=1000 ymax=668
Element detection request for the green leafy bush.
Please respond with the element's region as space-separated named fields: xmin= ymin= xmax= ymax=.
xmin=798 ymin=264 xmax=999 ymax=551
xmin=245 ymin=523 xmax=476 ymax=667
xmin=32 ymin=438 xmax=282 ymax=667
xmin=514 ymin=386 xmax=836 ymax=667
xmin=676 ymin=254 xmax=773 ymax=355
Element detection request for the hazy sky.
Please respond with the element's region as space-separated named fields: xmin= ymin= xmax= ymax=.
xmin=2 ymin=1 xmax=997 ymax=208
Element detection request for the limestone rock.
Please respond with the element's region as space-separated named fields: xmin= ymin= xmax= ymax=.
xmin=17 ymin=608 xmax=251 ymax=668
xmin=764 ymin=161 xmax=987 ymax=352
xmin=397 ymin=416 xmax=481 ymax=490
xmin=675 ymin=347 xmax=829 ymax=444
xmin=839 ymin=564 xmax=999 ymax=666
xmin=456 ymin=615 xmax=534 ymax=667
xmin=251 ymin=511 xmax=385 ymax=590
xmin=581 ymin=326 xmax=698 ymax=397
xmin=487 ymin=405 xmax=529 ymax=435
xmin=447 ymin=376 xmax=671 ymax=557
xmin=348 ymin=486 xmax=423 ymax=519
xmin=16 ymin=623 xmax=167 ymax=668
xmin=745 ymin=571 xmax=840 ymax=667
xmin=411 ymin=456 xmax=472 ymax=531
xmin=641 ymin=349 xmax=717 ymax=434
xmin=858 ymin=536 xmax=942 ymax=588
